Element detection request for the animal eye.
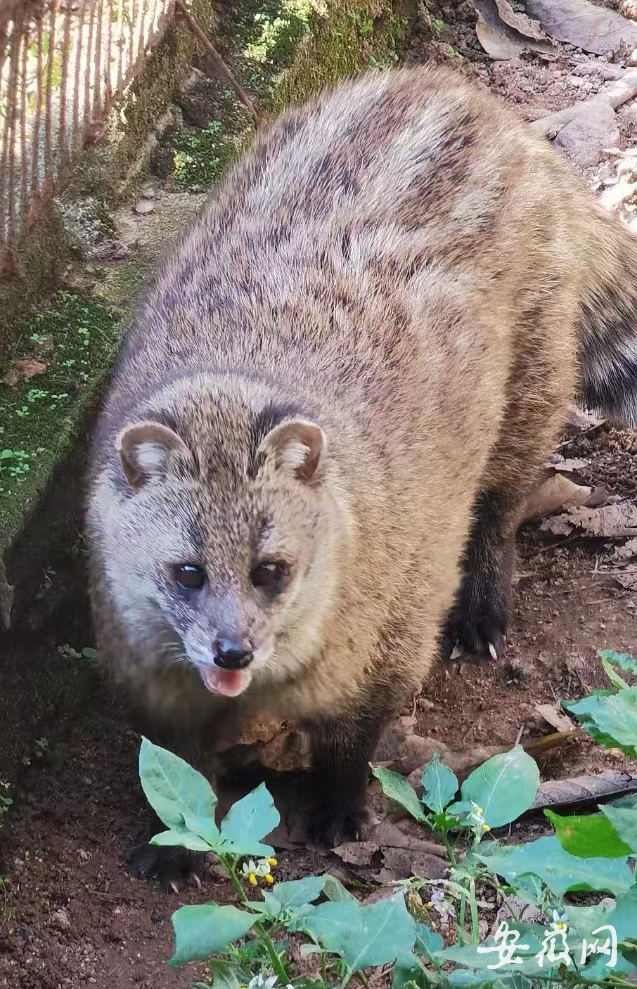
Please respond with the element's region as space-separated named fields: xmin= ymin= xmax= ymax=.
xmin=251 ymin=560 xmax=290 ymax=594
xmin=173 ymin=563 xmax=206 ymax=590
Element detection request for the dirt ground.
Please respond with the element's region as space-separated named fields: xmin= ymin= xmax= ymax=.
xmin=2 ymin=3 xmax=637 ymax=987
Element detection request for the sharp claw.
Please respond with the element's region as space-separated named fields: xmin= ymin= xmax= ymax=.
xmin=488 ymin=642 xmax=498 ymax=661
xmin=450 ymin=643 xmax=463 ymax=661
xmin=192 ymin=873 xmax=202 ymax=890
xmin=169 ymin=880 xmax=180 ymax=895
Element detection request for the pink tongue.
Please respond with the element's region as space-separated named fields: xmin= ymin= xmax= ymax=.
xmin=199 ymin=666 xmax=250 ymax=698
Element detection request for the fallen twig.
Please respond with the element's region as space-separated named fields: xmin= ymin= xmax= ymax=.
xmin=175 ymin=0 xmax=258 ymax=124
xmin=530 ymin=68 xmax=637 ymax=138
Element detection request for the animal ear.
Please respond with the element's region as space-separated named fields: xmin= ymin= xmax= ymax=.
xmin=259 ymin=418 xmax=326 ymax=483
xmin=116 ymin=421 xmax=189 ymax=490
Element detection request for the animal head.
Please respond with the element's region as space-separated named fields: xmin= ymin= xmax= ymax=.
xmin=94 ymin=375 xmax=350 ymax=698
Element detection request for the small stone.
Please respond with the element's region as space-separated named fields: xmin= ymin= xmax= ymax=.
xmin=140 ymin=183 xmax=157 ymax=199
xmin=51 ymin=908 xmax=71 ymax=932
xmin=134 ymin=199 xmax=155 ymax=215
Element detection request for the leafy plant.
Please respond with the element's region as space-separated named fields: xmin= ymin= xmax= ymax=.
xmin=139 ymin=651 xmax=637 ymax=988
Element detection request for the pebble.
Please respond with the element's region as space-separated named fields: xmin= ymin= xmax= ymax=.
xmin=134 ymin=199 xmax=155 ymax=215
xmin=51 ymin=908 xmax=71 ymax=932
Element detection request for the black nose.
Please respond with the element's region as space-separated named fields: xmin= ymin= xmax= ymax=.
xmin=214 ymin=639 xmax=254 ymax=670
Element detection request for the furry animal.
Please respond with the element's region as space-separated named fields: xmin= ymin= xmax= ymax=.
xmin=87 ymin=65 xmax=637 ymax=882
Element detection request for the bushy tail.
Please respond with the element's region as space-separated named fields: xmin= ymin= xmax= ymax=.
xmin=577 ymin=210 xmax=637 ymax=428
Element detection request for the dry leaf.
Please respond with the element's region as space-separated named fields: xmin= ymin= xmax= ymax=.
xmin=334 ymin=818 xmax=447 ymax=882
xmin=3 ymin=358 xmax=47 ymax=388
xmin=565 ymin=404 xmax=605 ymax=431
xmin=615 ymin=566 xmax=637 ymax=591
xmin=530 ymin=770 xmax=637 ymax=811
xmin=522 ymin=471 xmax=599 ymax=521
xmin=540 ymin=501 xmax=637 ymax=539
xmin=473 ymin=0 xmax=555 ymax=58
xmin=535 ymin=703 xmax=575 ymax=733
xmin=525 ymin=0 xmax=637 ymax=54
xmin=613 ymin=537 xmax=637 ymax=562
xmin=549 ymin=458 xmax=590 ymax=472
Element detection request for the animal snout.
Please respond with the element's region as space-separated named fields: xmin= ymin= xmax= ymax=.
xmin=213 ymin=637 xmax=254 ymax=670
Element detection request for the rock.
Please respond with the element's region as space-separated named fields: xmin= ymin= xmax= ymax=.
xmin=51 ymin=908 xmax=71 ymax=932
xmin=554 ymin=100 xmax=620 ymax=168
xmin=134 ymin=199 xmax=155 ymax=215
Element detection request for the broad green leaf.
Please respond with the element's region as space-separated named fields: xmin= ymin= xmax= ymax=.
xmin=150 ymin=827 xmax=211 ymax=852
xmin=183 ymin=812 xmax=220 ymax=845
xmin=564 ymin=690 xmax=637 ymax=756
xmin=273 ymin=876 xmax=325 ymax=909
xmin=372 ymin=766 xmax=426 ymax=822
xmin=139 ymin=737 xmax=216 ymax=829
xmin=600 ymin=795 xmax=637 ymax=853
xmin=446 ymin=973 xmax=496 ymax=987
xmin=544 ymin=808 xmax=631 ymax=858
xmin=599 ymin=649 xmax=637 ymax=676
xmin=436 ymin=924 xmax=562 ymax=980
xmin=601 ymin=657 xmax=629 ymax=690
xmin=169 ymin=903 xmax=256 ymax=965
xmin=577 ymin=885 xmax=637 ymax=980
xmin=323 ymin=873 xmax=356 ymax=902
xmin=295 ymin=892 xmax=416 ymax=971
xmin=209 ymin=960 xmax=242 ymax=989
xmin=460 ymin=746 xmax=539 ymax=828
xmin=415 ymin=922 xmax=443 ymax=957
xmin=393 ymin=952 xmax=430 ymax=989
xmin=218 ymin=783 xmax=279 ymax=856
xmin=476 ymin=835 xmax=633 ymax=896
xmin=420 ymin=753 xmax=458 ymax=815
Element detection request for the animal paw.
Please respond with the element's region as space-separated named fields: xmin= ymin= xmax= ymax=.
xmin=127 ymin=842 xmax=204 ymax=892
xmin=440 ymin=579 xmax=510 ymax=662
xmin=302 ymin=800 xmax=372 ymax=850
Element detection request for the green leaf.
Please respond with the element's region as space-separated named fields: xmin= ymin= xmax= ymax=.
xmin=599 ymin=795 xmax=637 ymax=853
xmin=599 ymin=649 xmax=637 ymax=676
xmin=577 ymin=885 xmax=637 ymax=980
xmin=183 ymin=812 xmax=221 ymax=845
xmin=322 ymin=873 xmax=356 ymax=902
xmin=601 ymin=657 xmax=630 ymax=690
xmin=420 ymin=754 xmax=458 ymax=815
xmin=545 ymin=808 xmax=632 ymax=858
xmin=393 ymin=952 xmax=430 ymax=989
xmin=295 ymin=892 xmax=416 ymax=971
xmin=273 ymin=876 xmax=325 ymax=909
xmin=460 ymin=746 xmax=539 ymax=828
xmin=564 ymin=690 xmax=637 ymax=756
xmin=476 ymin=835 xmax=634 ymax=896
xmin=169 ymin=903 xmax=256 ymax=965
xmin=139 ymin=737 xmax=217 ymax=830
xmin=150 ymin=827 xmax=211 ymax=852
xmin=372 ymin=766 xmax=426 ymax=822
xmin=218 ymin=783 xmax=279 ymax=856
xmin=209 ymin=960 xmax=242 ymax=989
xmin=415 ymin=922 xmax=443 ymax=957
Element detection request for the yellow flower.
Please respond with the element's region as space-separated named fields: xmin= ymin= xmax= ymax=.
xmin=264 ymin=873 xmax=274 ymax=884
xmin=248 ymin=873 xmax=257 ymax=885
xmin=268 ymin=857 xmax=278 ymax=867
xmin=426 ymin=901 xmax=434 ymax=908
xmin=482 ymin=823 xmax=490 ymax=832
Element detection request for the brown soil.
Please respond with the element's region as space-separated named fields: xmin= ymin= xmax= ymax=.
xmin=2 ymin=5 xmax=637 ymax=988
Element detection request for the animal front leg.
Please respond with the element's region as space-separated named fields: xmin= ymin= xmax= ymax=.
xmin=303 ymin=707 xmax=385 ymax=848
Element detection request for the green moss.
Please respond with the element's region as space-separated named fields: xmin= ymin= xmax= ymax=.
xmin=169 ymin=89 xmax=248 ymax=189
xmin=0 ymin=205 xmax=73 ymax=363
xmin=0 ymin=292 xmax=120 ymax=553
xmin=273 ymin=0 xmax=411 ymax=110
